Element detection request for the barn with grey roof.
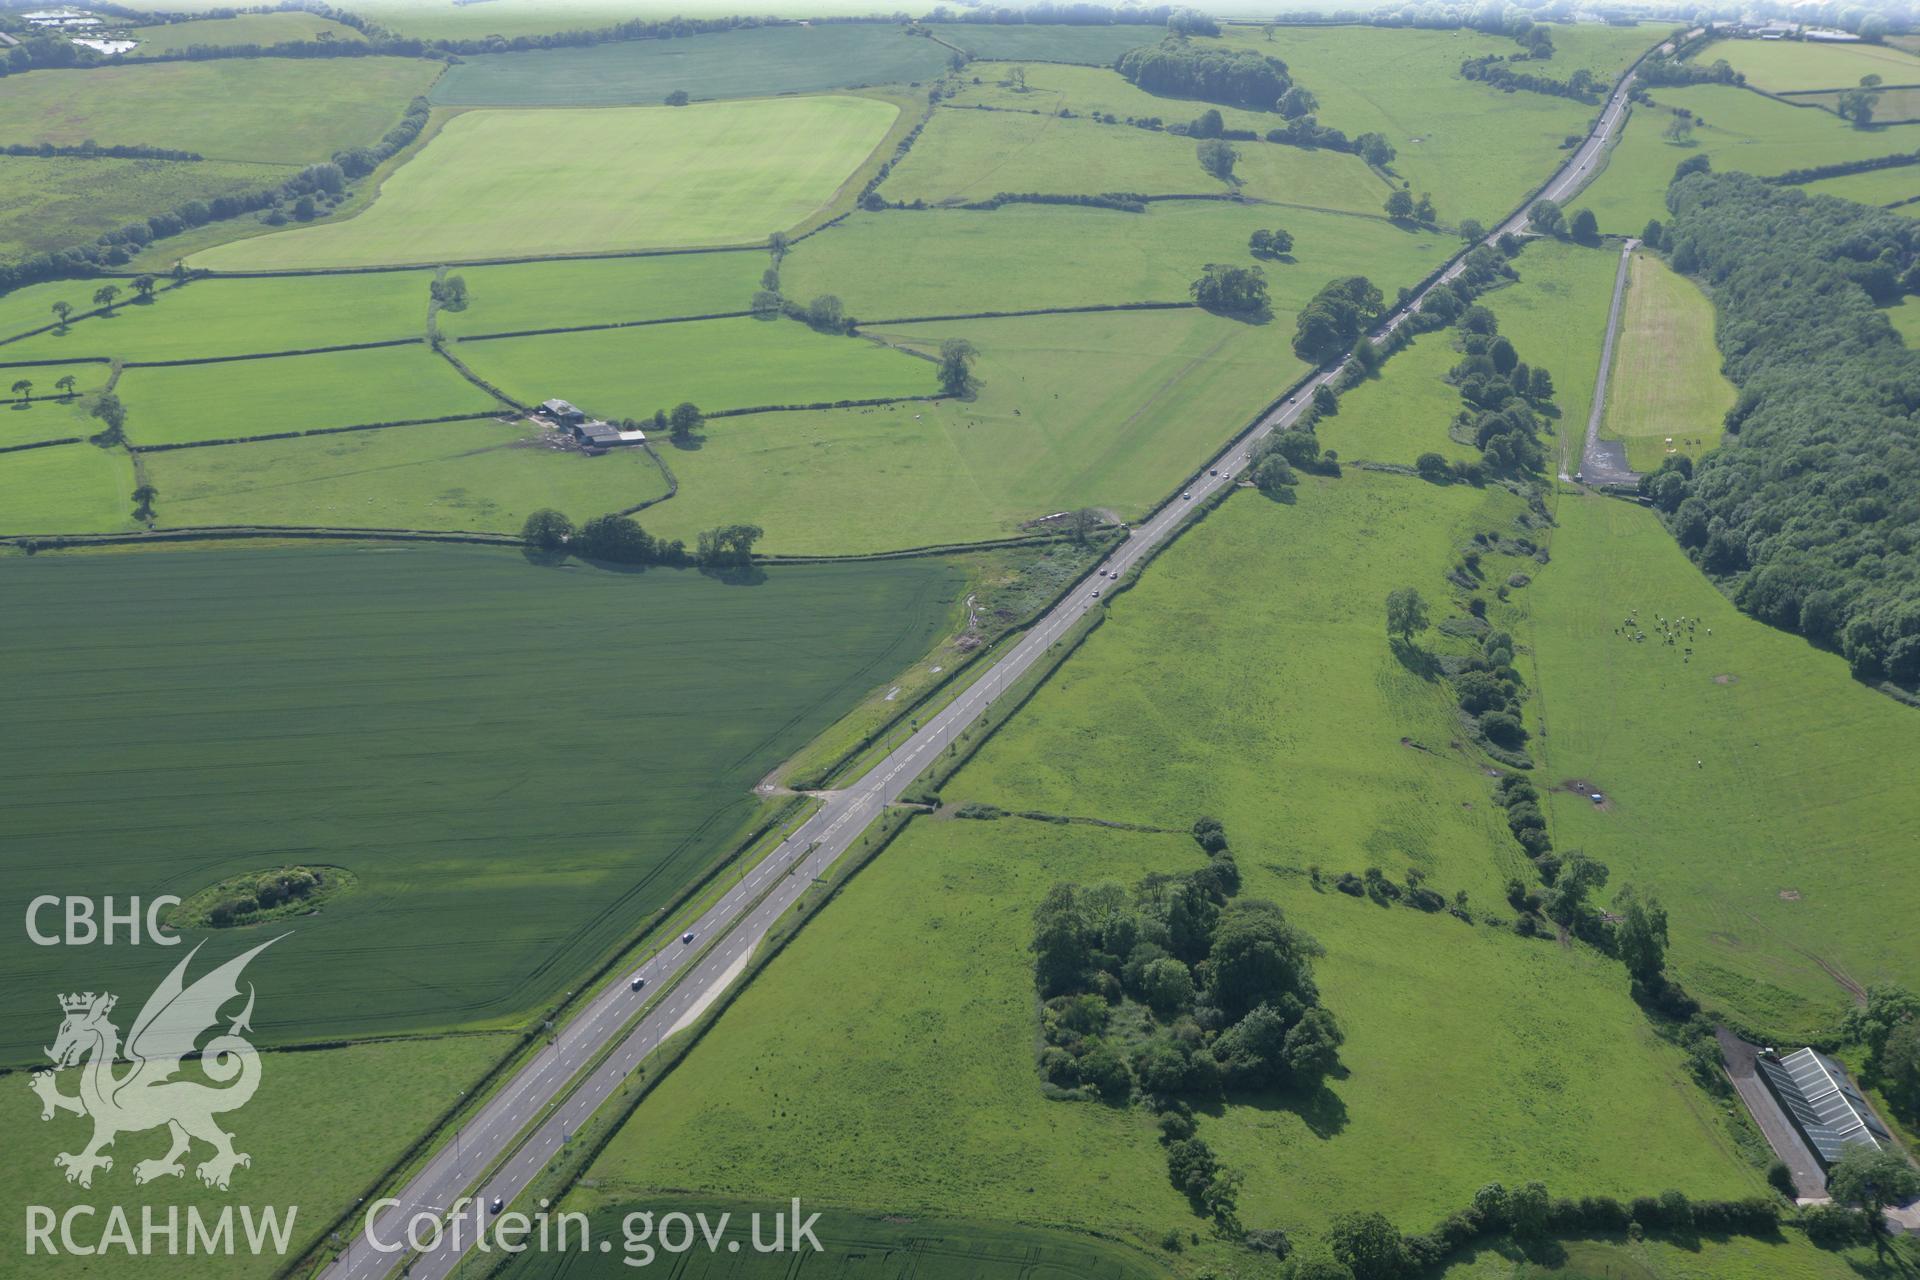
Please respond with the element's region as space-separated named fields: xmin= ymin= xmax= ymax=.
xmin=1755 ymin=1047 xmax=1892 ymax=1166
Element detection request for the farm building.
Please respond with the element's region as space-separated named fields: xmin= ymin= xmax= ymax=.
xmin=539 ymin=398 xmax=586 ymax=425
xmin=0 ymin=31 xmax=18 ymax=46
xmin=575 ymin=423 xmax=622 ymax=448
xmin=1756 ymin=1047 xmax=1892 ymax=1166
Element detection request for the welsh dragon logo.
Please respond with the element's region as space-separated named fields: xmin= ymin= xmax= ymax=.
xmin=28 ymin=937 xmax=283 ymax=1191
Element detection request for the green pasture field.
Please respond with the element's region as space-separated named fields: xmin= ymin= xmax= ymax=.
xmin=433 ymin=251 xmax=761 ymax=337
xmin=1526 ymin=495 xmax=1920 ymax=1040
xmin=1479 ymin=238 xmax=1621 ymax=442
xmin=579 ymin=474 xmax=1761 ymax=1270
xmin=880 ymin=107 xmax=1212 ymax=204
xmin=641 ymin=307 xmax=1299 ymax=554
xmin=428 ymin=24 xmax=951 ymax=107
xmin=881 ymin=107 xmax=1387 ymax=214
xmin=1233 ymin=136 xmax=1395 ymax=208
xmin=1 ymin=271 xmax=435 ymax=363
xmin=931 ymin=22 xmax=1164 ymax=65
xmin=942 ymin=60 xmax=1277 ymax=134
xmin=115 ymin=344 xmax=493 ymax=447
xmin=0 ymin=156 xmax=286 ymax=261
xmin=1439 ymin=1234 xmax=1899 ymax=1280
xmin=1789 ymin=84 xmax=1920 ymax=121
xmin=127 ymin=10 xmax=367 ymax=54
xmin=456 ymin=315 xmax=932 ymax=420
xmin=782 ymin=202 xmax=1453 ymax=321
xmin=1704 ymin=36 xmax=1920 ymax=93
xmin=1313 ymin=238 xmax=1616 ymax=469
xmin=1601 ymin=249 xmax=1733 ymax=470
xmin=0 ymin=1034 xmax=512 ymax=1280
xmin=194 ymin=97 xmax=895 ymax=269
xmin=0 ymin=57 xmax=441 ymax=165
xmin=1216 ymin=24 xmax=1653 ymax=224
xmin=1314 ymin=331 xmax=1481 ymax=464
xmin=0 ymin=544 xmax=964 ymax=1058
xmin=0 ymin=441 xmax=133 ymax=533
xmin=1579 ymin=85 xmax=1920 ymax=232
xmin=1795 ymin=163 xmax=1920 ymax=207
xmin=503 ymin=1199 xmax=1164 ymax=1280
xmin=1543 ymin=20 xmax=1667 ymax=81
xmin=144 ymin=418 xmax=669 ymax=532
xmin=0 ymin=367 xmax=109 ymax=444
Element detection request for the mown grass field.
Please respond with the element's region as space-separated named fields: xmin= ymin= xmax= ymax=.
xmin=1 ymin=271 xmax=435 ymax=363
xmin=881 ymin=107 xmax=1387 ymax=214
xmin=504 ymin=1198 xmax=1166 ymax=1280
xmin=579 ymin=475 xmax=1762 ymax=1270
xmin=0 ymin=56 xmax=441 ymax=164
xmin=0 ymin=156 xmax=287 ymax=260
xmin=128 ymin=10 xmax=367 ymax=53
xmin=116 ymin=343 xmax=494 ymax=446
xmin=1705 ymin=36 xmax=1920 ymax=93
xmin=933 ymin=22 xmax=1163 ymax=65
xmin=1601 ymin=249 xmax=1733 ymax=469
xmin=1216 ymin=24 xmax=1656 ymax=224
xmin=0 ymin=545 xmax=965 ymax=1058
xmin=144 ymin=418 xmax=669 ymax=532
xmin=0 ymin=441 xmax=133 ymax=533
xmin=0 ymin=1034 xmax=512 ymax=1280
xmin=1796 ymin=162 xmax=1920 ymax=207
xmin=434 ymin=251 xmax=761 ymax=337
xmin=458 ymin=316 xmax=933 ymax=419
xmin=782 ymin=202 xmax=1453 ymax=320
xmin=1525 ymin=495 xmax=1920 ymax=1040
xmin=428 ymin=24 xmax=951 ymax=107
xmin=647 ymin=307 xmax=1298 ymax=554
xmin=195 ymin=97 xmax=895 ymax=268
xmin=1579 ymin=85 xmax=1920 ymax=232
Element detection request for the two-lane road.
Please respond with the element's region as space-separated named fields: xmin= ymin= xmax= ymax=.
xmin=327 ymin=53 xmax=1648 ymax=1280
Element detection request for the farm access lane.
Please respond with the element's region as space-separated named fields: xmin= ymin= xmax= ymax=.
xmin=1570 ymin=236 xmax=1642 ymax=486
xmin=329 ymin=58 xmax=1648 ymax=1280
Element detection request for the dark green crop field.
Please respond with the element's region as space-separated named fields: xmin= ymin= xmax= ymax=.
xmin=0 ymin=545 xmax=963 ymax=1061
xmin=429 ymin=25 xmax=953 ymax=107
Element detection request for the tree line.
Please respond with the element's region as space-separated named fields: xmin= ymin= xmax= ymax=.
xmin=521 ymin=509 xmax=764 ymax=570
xmin=1459 ymin=53 xmax=1600 ymax=103
xmin=0 ymin=141 xmax=204 ymax=161
xmin=1653 ymin=166 xmax=1920 ymax=689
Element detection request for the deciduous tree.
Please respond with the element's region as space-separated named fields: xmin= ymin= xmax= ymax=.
xmin=1385 ymin=586 xmax=1428 ymax=642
